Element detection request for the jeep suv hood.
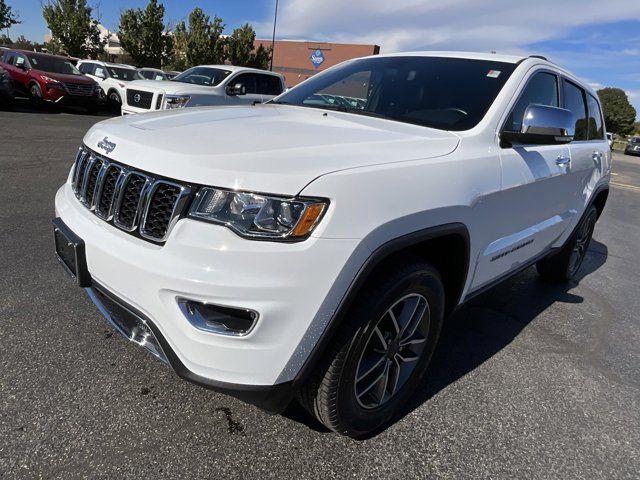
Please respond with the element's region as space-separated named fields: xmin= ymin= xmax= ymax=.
xmin=83 ymin=105 xmax=460 ymax=194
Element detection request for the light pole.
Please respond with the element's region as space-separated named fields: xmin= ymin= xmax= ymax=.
xmin=270 ymin=0 xmax=279 ymax=71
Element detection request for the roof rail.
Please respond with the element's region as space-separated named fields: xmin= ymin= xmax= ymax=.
xmin=528 ymin=55 xmax=548 ymax=61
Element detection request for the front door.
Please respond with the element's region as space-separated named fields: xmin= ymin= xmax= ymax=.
xmin=471 ymin=70 xmax=578 ymax=290
xmin=225 ymin=73 xmax=264 ymax=105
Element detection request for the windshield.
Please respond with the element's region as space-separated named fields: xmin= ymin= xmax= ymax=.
xmin=107 ymin=66 xmax=143 ymax=81
xmin=26 ymin=54 xmax=81 ymax=75
xmin=172 ymin=67 xmax=232 ymax=86
xmin=275 ymin=56 xmax=517 ymax=131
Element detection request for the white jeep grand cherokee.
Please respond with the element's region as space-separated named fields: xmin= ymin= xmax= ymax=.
xmin=54 ymin=52 xmax=610 ymax=437
xmin=121 ymin=65 xmax=285 ymax=114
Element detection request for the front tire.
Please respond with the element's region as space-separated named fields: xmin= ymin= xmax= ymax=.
xmin=298 ymin=260 xmax=445 ymax=438
xmin=29 ymin=82 xmax=43 ymax=108
xmin=537 ymin=205 xmax=598 ymax=282
xmin=108 ymin=90 xmax=121 ymax=113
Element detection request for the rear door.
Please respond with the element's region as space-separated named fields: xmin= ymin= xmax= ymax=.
xmin=472 ymin=70 xmax=576 ymax=289
xmin=255 ymin=73 xmax=284 ymax=102
xmin=561 ymin=80 xmax=606 ymax=234
xmin=11 ymin=53 xmax=31 ymax=92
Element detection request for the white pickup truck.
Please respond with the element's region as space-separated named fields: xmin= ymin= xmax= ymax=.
xmin=121 ymin=65 xmax=285 ymax=114
xmin=54 ymin=52 xmax=610 ymax=438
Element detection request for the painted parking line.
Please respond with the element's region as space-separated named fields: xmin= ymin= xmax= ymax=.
xmin=611 ymin=181 xmax=640 ymax=192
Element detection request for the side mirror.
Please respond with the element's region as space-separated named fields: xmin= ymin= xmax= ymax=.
xmin=226 ymin=83 xmax=246 ymax=96
xmin=502 ymin=104 xmax=574 ymax=146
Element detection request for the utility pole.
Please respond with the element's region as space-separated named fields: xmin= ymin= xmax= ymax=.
xmin=270 ymin=0 xmax=278 ymax=71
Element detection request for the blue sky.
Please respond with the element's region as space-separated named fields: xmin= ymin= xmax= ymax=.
xmin=5 ymin=0 xmax=640 ymax=118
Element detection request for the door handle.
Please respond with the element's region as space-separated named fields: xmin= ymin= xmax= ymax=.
xmin=556 ymin=155 xmax=571 ymax=166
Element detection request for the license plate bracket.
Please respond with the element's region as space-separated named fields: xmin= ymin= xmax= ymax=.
xmin=53 ymin=218 xmax=92 ymax=287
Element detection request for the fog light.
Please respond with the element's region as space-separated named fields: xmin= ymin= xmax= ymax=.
xmin=177 ymin=299 xmax=258 ymax=336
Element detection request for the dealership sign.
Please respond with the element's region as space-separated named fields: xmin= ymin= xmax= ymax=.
xmin=310 ymin=49 xmax=325 ymax=69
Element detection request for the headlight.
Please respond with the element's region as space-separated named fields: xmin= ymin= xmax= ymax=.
xmin=40 ymin=75 xmax=60 ymax=84
xmin=164 ymin=95 xmax=191 ymax=109
xmin=189 ymin=187 xmax=328 ymax=240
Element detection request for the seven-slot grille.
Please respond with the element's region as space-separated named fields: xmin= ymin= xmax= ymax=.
xmin=63 ymin=82 xmax=95 ymax=96
xmin=126 ymin=89 xmax=153 ymax=109
xmin=72 ymin=147 xmax=191 ymax=243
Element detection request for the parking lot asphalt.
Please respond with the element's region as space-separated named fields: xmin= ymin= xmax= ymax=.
xmin=0 ymin=105 xmax=639 ymax=479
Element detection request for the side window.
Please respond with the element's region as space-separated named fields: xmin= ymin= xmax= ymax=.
xmin=586 ymin=94 xmax=604 ymax=140
xmin=562 ymin=80 xmax=588 ymax=141
xmin=94 ymin=66 xmax=106 ymax=78
xmin=504 ymin=72 xmax=558 ymax=132
xmin=14 ymin=54 xmax=26 ymax=68
xmin=255 ymin=74 xmax=283 ymax=95
xmin=5 ymin=53 xmax=15 ymax=65
xmin=231 ymin=73 xmax=257 ymax=94
xmin=141 ymin=71 xmax=153 ymax=79
xmin=79 ymin=63 xmax=94 ymax=74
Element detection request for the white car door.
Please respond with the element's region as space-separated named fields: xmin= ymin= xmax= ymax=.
xmin=224 ymin=73 xmax=264 ymax=105
xmin=562 ymin=80 xmax=608 ymax=229
xmin=472 ymin=70 xmax=577 ymax=290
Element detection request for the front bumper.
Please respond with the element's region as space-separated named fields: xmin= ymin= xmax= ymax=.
xmin=87 ymin=281 xmax=294 ymax=412
xmin=54 ymin=181 xmax=358 ymax=392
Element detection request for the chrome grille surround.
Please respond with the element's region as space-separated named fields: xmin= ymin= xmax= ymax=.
xmin=71 ymin=147 xmax=192 ymax=243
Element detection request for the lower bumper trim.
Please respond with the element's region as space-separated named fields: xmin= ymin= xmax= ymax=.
xmin=86 ymin=283 xmax=294 ymax=413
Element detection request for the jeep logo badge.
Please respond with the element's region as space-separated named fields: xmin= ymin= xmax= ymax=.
xmin=133 ymin=93 xmax=141 ymax=103
xmin=97 ymin=137 xmax=116 ymax=154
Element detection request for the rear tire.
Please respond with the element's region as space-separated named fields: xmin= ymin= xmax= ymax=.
xmin=297 ymin=259 xmax=445 ymax=438
xmin=536 ymin=205 xmax=598 ymax=282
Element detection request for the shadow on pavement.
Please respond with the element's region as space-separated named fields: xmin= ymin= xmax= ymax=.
xmin=283 ymin=239 xmax=609 ymax=437
xmin=4 ymin=97 xmax=115 ymax=117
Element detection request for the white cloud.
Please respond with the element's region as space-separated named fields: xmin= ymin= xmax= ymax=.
xmin=256 ymin=0 xmax=640 ymax=54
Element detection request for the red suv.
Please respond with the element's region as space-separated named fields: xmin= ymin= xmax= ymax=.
xmin=0 ymin=49 xmax=99 ymax=112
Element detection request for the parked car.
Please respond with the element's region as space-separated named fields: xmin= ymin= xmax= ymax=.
xmin=0 ymin=49 xmax=99 ymax=112
xmin=624 ymin=136 xmax=640 ymax=156
xmin=606 ymin=132 xmax=614 ymax=148
xmin=121 ymin=65 xmax=284 ymax=114
xmin=53 ymin=52 xmax=610 ymax=438
xmin=138 ymin=67 xmax=173 ymax=81
xmin=0 ymin=65 xmax=14 ymax=109
xmin=77 ymin=60 xmax=143 ymax=110
xmin=165 ymin=70 xmax=180 ymax=80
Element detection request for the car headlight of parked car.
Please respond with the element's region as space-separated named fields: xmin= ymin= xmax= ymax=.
xmin=189 ymin=187 xmax=327 ymax=240
xmin=163 ymin=95 xmax=191 ymax=109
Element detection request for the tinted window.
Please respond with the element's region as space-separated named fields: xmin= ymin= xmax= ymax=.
xmin=106 ymin=66 xmax=142 ymax=81
xmin=79 ymin=63 xmax=94 ymax=74
xmin=26 ymin=54 xmax=80 ymax=75
xmin=173 ymin=67 xmax=232 ymax=86
xmin=15 ymin=54 xmax=27 ymax=68
xmin=275 ymin=56 xmax=517 ymax=131
xmin=504 ymin=72 xmax=558 ymax=132
xmin=141 ymin=70 xmax=153 ymax=79
xmin=4 ymin=52 xmax=15 ymax=65
xmin=563 ymin=80 xmax=588 ymax=141
xmin=232 ymin=73 xmax=257 ymax=94
xmin=255 ymin=74 xmax=282 ymax=95
xmin=586 ymin=94 xmax=604 ymax=140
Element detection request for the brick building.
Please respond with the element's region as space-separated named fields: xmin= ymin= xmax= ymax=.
xmin=255 ymin=39 xmax=380 ymax=87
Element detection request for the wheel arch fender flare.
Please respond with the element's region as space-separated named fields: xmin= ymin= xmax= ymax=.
xmin=282 ymin=222 xmax=471 ymax=390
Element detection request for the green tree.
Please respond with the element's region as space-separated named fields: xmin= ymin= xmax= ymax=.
xmin=0 ymin=0 xmax=20 ymax=30
xmin=171 ymin=8 xmax=225 ymax=69
xmin=597 ymin=88 xmax=637 ymax=136
xmin=42 ymin=0 xmax=104 ymax=58
xmin=0 ymin=33 xmax=12 ymax=46
xmin=118 ymin=0 xmax=172 ymax=68
xmin=226 ymin=23 xmax=271 ymax=69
